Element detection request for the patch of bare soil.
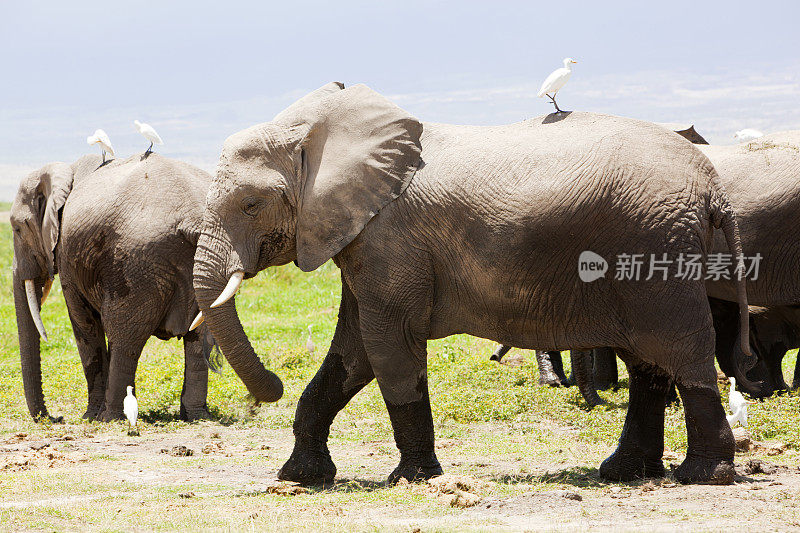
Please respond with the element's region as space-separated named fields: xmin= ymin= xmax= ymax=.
xmin=469 ymin=465 xmax=800 ymax=531
xmin=1 ymin=422 xmax=799 ymax=531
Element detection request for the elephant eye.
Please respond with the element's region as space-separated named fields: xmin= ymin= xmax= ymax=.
xmin=242 ymin=197 xmax=264 ymax=217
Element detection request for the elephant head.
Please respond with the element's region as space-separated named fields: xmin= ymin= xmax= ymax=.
xmin=10 ymin=155 xmax=98 ymax=420
xmin=193 ymin=82 xmax=423 ymax=403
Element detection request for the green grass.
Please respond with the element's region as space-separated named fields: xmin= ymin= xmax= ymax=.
xmin=0 ymin=202 xmax=11 ymax=211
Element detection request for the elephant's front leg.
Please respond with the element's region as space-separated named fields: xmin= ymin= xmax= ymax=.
xmin=179 ymin=328 xmax=211 ymax=422
xmin=673 ymin=383 xmax=735 ymax=484
xmin=278 ymin=279 xmax=375 ymax=485
xmin=63 ymin=288 xmax=109 ymax=420
xmin=599 ymin=362 xmax=670 ymax=481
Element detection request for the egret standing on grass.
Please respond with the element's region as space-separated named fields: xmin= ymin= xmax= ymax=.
xmin=537 ymin=57 xmax=577 ymax=113
xmin=726 ymin=377 xmax=751 ymax=428
xmin=123 ymin=386 xmax=139 ymax=436
xmin=134 ymin=120 xmax=164 ymax=154
xmin=734 ymin=129 xmax=764 ymax=142
xmin=86 ymin=129 xmax=114 ymax=163
xmin=306 ymin=325 xmax=315 ymax=354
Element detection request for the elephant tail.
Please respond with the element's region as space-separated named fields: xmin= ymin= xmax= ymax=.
xmin=709 ymin=175 xmax=759 ymax=392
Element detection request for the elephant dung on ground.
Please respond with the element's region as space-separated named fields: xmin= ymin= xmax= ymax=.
xmin=192 ymin=82 xmax=751 ymax=485
xmin=11 ymin=153 xmax=219 ymax=422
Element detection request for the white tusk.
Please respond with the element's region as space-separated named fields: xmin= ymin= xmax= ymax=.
xmin=210 ymin=271 xmax=244 ymax=308
xmin=25 ymin=280 xmax=48 ymax=342
xmin=189 ymin=312 xmax=204 ymax=331
xmin=41 ymin=278 xmax=53 ymax=306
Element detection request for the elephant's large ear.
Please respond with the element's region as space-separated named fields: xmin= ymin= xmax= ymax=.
xmin=38 ymin=163 xmax=74 ymax=275
xmin=291 ymin=84 xmax=423 ymax=271
xmin=272 ymin=82 xmax=344 ymax=124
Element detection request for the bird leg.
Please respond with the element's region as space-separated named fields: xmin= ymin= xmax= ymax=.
xmin=102 ymin=151 xmax=106 ymax=164
xmin=145 ymin=142 xmax=153 ymax=154
xmin=547 ymin=94 xmax=563 ymax=113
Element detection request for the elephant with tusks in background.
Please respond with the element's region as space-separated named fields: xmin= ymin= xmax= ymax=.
xmin=11 ymin=153 xmax=220 ymax=422
xmin=191 ymin=82 xmax=751 ymax=485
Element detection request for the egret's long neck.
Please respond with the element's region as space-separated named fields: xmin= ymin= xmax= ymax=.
xmin=563 ymin=61 xmax=573 ymax=71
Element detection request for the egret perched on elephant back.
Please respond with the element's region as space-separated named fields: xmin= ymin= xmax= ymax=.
xmin=86 ymin=129 xmax=114 ymax=163
xmin=134 ymin=120 xmax=164 ymax=154
xmin=11 ymin=153 xmax=219 ymax=423
xmin=537 ymin=58 xmax=577 ymax=113
xmin=734 ymin=129 xmax=763 ymax=142
xmin=192 ymin=82 xmax=751 ymax=486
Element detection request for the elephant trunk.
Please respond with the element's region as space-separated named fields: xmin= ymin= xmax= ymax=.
xmin=13 ymin=269 xmax=50 ymax=420
xmin=571 ymin=350 xmax=605 ymax=407
xmin=193 ymin=226 xmax=283 ymax=403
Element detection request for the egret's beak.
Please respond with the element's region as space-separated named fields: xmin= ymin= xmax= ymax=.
xmin=572 ymin=60 xmax=578 ymax=64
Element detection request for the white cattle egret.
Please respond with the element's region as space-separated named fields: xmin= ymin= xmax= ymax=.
xmin=537 ymin=57 xmax=577 ymax=113
xmin=134 ymin=120 xmax=164 ymax=153
xmin=726 ymin=377 xmax=751 ymax=428
xmin=734 ymin=129 xmax=764 ymax=142
xmin=86 ymin=129 xmax=115 ymax=163
xmin=123 ymin=385 xmax=139 ymax=436
xmin=306 ymin=325 xmax=315 ymax=354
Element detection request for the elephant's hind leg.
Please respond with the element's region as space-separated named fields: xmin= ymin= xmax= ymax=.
xmin=63 ymin=287 xmax=108 ymax=420
xmin=278 ymin=276 xmax=375 ymax=485
xmin=599 ymin=360 xmax=670 ymax=481
xmin=179 ymin=328 xmax=211 ymax=422
xmin=673 ymin=382 xmax=735 ymax=484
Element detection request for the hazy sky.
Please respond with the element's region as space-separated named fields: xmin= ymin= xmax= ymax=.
xmin=1 ymin=0 xmax=799 ymax=199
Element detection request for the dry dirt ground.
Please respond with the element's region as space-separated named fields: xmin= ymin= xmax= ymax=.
xmin=1 ymin=417 xmax=799 ymax=531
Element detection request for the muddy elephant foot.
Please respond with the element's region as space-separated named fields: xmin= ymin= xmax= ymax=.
xmin=599 ymin=447 xmax=665 ymax=481
xmin=35 ymin=413 xmax=65 ymax=424
xmin=180 ymin=404 xmax=212 ymax=422
xmin=387 ymin=453 xmax=443 ymax=484
xmin=277 ymin=440 xmax=336 ymax=486
xmin=674 ymin=455 xmax=734 ymax=485
xmin=97 ymin=409 xmax=125 ymax=422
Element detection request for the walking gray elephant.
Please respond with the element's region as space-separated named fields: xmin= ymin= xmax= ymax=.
xmin=11 ymin=153 xmax=217 ymax=422
xmin=192 ymin=82 xmax=751 ymax=485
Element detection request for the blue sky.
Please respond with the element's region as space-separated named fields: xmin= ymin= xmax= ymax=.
xmin=1 ymin=0 xmax=798 ymax=199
